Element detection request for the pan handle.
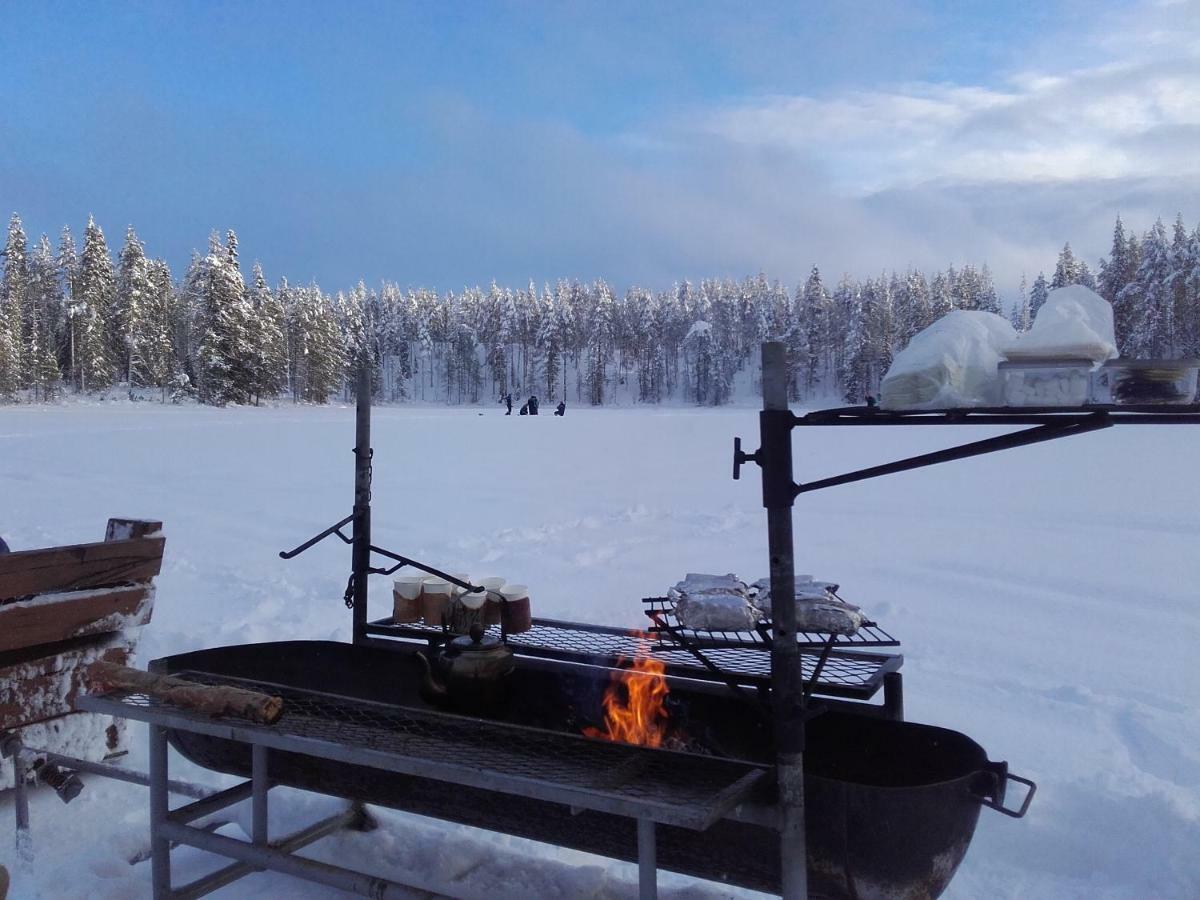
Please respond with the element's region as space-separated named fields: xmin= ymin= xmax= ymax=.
xmin=979 ymin=771 xmax=1037 ymax=818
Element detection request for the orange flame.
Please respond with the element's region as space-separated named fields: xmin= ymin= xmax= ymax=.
xmin=583 ymin=656 xmax=670 ymax=748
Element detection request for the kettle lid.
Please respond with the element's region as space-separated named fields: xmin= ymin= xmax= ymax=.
xmin=450 ymin=622 xmax=505 ymax=652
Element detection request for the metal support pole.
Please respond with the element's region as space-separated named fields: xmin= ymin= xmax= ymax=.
xmin=6 ymin=734 xmax=31 ymax=865
xmin=252 ymin=744 xmax=269 ymax=846
xmin=637 ymin=818 xmax=657 ymax=900
xmin=149 ymin=724 xmax=172 ymax=898
xmin=760 ymin=341 xmax=808 ymax=900
xmin=352 ymin=358 xmax=372 ymax=645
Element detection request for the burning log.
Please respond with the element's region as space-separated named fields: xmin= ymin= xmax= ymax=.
xmin=89 ymin=662 xmax=283 ymax=725
xmin=582 ymin=656 xmax=670 ymax=749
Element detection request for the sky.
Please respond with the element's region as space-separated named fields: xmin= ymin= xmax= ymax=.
xmin=1 ymin=0 xmax=1198 ymax=297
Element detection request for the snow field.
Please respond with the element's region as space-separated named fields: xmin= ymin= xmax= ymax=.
xmin=1 ymin=402 xmax=1198 ymax=898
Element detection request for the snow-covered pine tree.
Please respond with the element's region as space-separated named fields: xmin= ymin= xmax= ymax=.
xmin=76 ymin=216 xmax=116 ymax=390
xmin=1051 ymin=244 xmax=1081 ymax=289
xmin=1029 ymin=273 xmax=1050 ymax=323
xmin=954 ymin=264 xmax=982 ymax=311
xmin=196 ymin=231 xmax=253 ymax=404
xmin=27 ymin=236 xmax=63 ymax=400
xmin=1120 ymin=219 xmax=1172 ymax=359
xmin=797 ymin=267 xmax=828 ymax=393
xmin=978 ymin=265 xmax=1001 ymax=315
xmin=1188 ymin=223 xmax=1200 ymax=359
xmin=1011 ymin=274 xmax=1031 ymax=333
xmin=839 ymin=283 xmax=867 ymax=404
xmin=586 ymin=280 xmax=616 ymax=405
xmin=536 ymin=285 xmax=562 ymax=401
xmin=113 ymin=226 xmax=155 ymax=389
xmin=683 ymin=320 xmax=716 ymax=405
xmin=57 ymin=226 xmax=80 ymax=383
xmin=142 ymin=259 xmax=177 ymax=401
xmin=1168 ymin=214 xmax=1194 ymax=360
xmin=248 ymin=263 xmax=287 ymax=404
xmin=825 ymin=275 xmax=853 ymax=396
xmin=783 ymin=297 xmax=809 ymax=401
xmin=0 ymin=299 xmax=18 ymax=402
xmin=897 ymin=269 xmax=932 ymax=346
xmin=1100 ymin=216 xmax=1138 ymax=351
xmin=929 ymin=271 xmax=952 ymax=320
xmin=293 ymin=284 xmax=344 ymax=403
xmin=1 ymin=213 xmax=29 ymax=390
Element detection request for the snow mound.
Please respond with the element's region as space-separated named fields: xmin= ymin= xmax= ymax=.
xmin=881 ymin=310 xmax=1016 ymax=409
xmin=1005 ymin=285 xmax=1117 ymax=363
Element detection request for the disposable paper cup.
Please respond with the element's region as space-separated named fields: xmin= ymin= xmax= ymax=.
xmin=393 ymin=575 xmax=425 ymax=623
xmin=459 ymin=589 xmax=487 ymax=611
xmin=480 ymin=577 xmax=506 ymax=625
xmin=499 ymin=584 xmax=532 ymax=634
xmin=420 ymin=578 xmax=452 ymax=626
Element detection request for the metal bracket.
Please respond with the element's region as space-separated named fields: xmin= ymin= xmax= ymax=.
xmin=791 ymin=416 xmax=1112 ymax=496
xmin=731 ymin=437 xmax=760 ymax=480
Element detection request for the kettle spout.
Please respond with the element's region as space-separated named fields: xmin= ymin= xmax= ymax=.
xmin=416 ymin=651 xmax=448 ymax=704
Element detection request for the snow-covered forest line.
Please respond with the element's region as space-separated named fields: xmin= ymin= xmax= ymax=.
xmin=0 ymin=212 xmax=1197 ymax=408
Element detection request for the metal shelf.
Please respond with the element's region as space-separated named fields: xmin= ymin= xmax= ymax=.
xmin=795 ymin=403 xmax=1200 ymax=426
xmin=364 ymin=615 xmax=900 ymax=701
xmin=641 ymin=596 xmax=898 ymax=651
xmin=82 ymin=674 xmax=768 ymax=832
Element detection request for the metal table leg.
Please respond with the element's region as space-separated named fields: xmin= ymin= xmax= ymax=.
xmin=149 ymin=724 xmax=171 ymax=898
xmin=252 ymin=744 xmax=269 ymax=846
xmin=6 ymin=734 xmax=32 ymax=865
xmin=637 ymin=818 xmax=657 ymax=899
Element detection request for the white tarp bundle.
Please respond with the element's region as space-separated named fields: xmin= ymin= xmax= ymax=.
xmin=1004 ymin=285 xmax=1118 ymax=363
xmin=881 ymin=310 xmax=1017 ymax=409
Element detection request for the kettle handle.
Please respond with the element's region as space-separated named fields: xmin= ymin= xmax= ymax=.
xmin=979 ymin=771 xmax=1036 ymax=818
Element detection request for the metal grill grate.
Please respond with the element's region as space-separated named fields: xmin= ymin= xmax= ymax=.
xmin=86 ymin=673 xmax=768 ymax=831
xmin=642 ymin=597 xmax=899 ymax=650
xmin=365 ymin=616 xmax=898 ymax=699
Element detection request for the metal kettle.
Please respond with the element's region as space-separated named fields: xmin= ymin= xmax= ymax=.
xmin=417 ymin=623 xmax=515 ymax=712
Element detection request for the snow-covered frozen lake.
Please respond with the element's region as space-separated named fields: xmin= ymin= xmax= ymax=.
xmin=2 ymin=402 xmax=1199 ymax=898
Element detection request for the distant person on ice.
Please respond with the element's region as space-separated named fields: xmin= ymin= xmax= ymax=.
xmin=554 ymin=400 xmax=565 ymax=416
xmin=504 ymin=393 xmax=512 ymax=415
xmin=519 ymin=401 xmax=529 ymax=415
xmin=528 ymin=395 xmax=539 ymax=415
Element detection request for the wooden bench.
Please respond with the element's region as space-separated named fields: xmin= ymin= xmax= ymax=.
xmin=0 ymin=519 xmax=164 ymax=789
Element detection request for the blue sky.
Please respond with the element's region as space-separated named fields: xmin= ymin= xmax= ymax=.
xmin=2 ymin=1 xmax=1198 ymax=294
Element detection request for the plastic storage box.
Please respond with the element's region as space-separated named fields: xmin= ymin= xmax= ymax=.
xmin=1091 ymin=360 xmax=1200 ymax=405
xmin=999 ymin=358 xmax=1094 ymax=407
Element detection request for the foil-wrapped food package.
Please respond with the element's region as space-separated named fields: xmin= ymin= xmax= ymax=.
xmin=669 ymin=573 xmax=759 ymax=631
xmin=750 ymin=576 xmax=863 ymax=636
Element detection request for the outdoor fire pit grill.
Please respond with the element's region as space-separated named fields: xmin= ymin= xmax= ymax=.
xmin=79 ymin=341 xmax=1200 ymax=899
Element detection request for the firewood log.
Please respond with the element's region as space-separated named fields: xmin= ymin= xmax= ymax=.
xmin=88 ymin=662 xmax=283 ymax=725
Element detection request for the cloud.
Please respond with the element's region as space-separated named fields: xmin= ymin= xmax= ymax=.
xmin=563 ymin=0 xmax=1200 ymax=289
xmin=685 ymin=39 xmax=1200 ymax=194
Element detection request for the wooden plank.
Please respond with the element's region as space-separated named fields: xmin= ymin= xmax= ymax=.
xmin=0 ymin=636 xmax=133 ymax=730
xmin=0 ymin=585 xmax=154 ymax=654
xmin=105 ymin=518 xmax=163 ymax=542
xmin=0 ymin=535 xmax=165 ymax=602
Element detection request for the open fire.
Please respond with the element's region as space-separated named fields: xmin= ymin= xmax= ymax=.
xmin=582 ymin=655 xmax=670 ymax=748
